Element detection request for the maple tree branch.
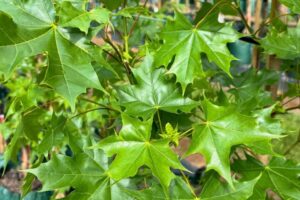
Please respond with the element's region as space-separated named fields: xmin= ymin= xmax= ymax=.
xmin=286 ymin=105 xmax=300 ymax=111
xmin=282 ymin=97 xmax=299 ymax=106
xmin=102 ymin=49 xmax=122 ymax=64
xmin=232 ymin=0 xmax=253 ymax=34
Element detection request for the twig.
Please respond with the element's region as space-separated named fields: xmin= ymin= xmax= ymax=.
xmin=282 ymin=97 xmax=299 ymax=106
xmin=285 ymin=105 xmax=300 ymax=111
xmin=128 ymin=0 xmax=149 ymax=37
xmin=70 ymin=107 xmax=107 ymax=120
xmin=79 ymin=97 xmax=120 ymax=112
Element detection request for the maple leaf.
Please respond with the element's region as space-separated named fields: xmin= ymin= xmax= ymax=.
xmin=233 ymin=156 xmax=300 ymax=200
xmin=27 ymin=153 xmax=134 ymax=200
xmin=93 ymin=114 xmax=185 ymax=189
xmin=117 ymin=55 xmax=198 ymax=119
xmin=154 ymin=11 xmax=239 ymax=92
xmin=199 ymin=172 xmax=260 ymax=200
xmin=186 ymin=100 xmax=279 ymax=186
xmin=58 ymin=1 xmax=110 ymax=34
xmin=0 ymin=0 xmax=107 ymax=108
xmin=130 ymin=174 xmax=259 ymax=200
xmin=261 ymin=27 xmax=300 ymax=60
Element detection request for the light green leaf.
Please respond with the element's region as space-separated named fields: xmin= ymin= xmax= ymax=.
xmin=58 ymin=1 xmax=110 ymax=34
xmin=261 ymin=27 xmax=300 ymax=60
xmin=56 ymin=0 xmax=88 ymax=10
xmin=94 ymin=114 xmax=184 ymax=189
xmin=233 ymin=156 xmax=300 ymax=200
xmin=117 ymin=55 xmax=198 ymax=119
xmin=279 ymin=0 xmax=300 ymax=13
xmin=0 ymin=0 xmax=103 ymax=108
xmin=154 ymin=11 xmax=239 ymax=92
xmin=186 ymin=100 xmax=279 ymax=186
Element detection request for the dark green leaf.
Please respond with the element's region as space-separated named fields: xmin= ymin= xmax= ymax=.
xmin=117 ymin=55 xmax=198 ymax=119
xmin=154 ymin=11 xmax=239 ymax=91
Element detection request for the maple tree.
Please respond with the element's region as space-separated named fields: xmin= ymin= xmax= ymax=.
xmin=0 ymin=0 xmax=299 ymax=199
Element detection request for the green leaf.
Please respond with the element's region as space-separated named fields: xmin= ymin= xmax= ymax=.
xmin=0 ymin=0 xmax=103 ymax=108
xmin=228 ymin=68 xmax=279 ymax=105
xmin=100 ymin=0 xmax=123 ymax=10
xmin=27 ymin=153 xmax=134 ymax=199
xmin=117 ymin=55 xmax=198 ymax=119
xmin=56 ymin=0 xmax=88 ymax=10
xmin=94 ymin=114 xmax=184 ymax=189
xmin=128 ymin=177 xmax=194 ymax=199
xmin=154 ymin=11 xmax=239 ymax=92
xmin=21 ymin=107 xmax=47 ymax=141
xmin=279 ymin=0 xmax=300 ymax=13
xmin=27 ymin=153 xmax=105 ymax=191
xmin=22 ymin=156 xmax=44 ymax=197
xmin=58 ymin=1 xmax=110 ymax=34
xmin=261 ymin=27 xmax=300 ymax=60
xmin=186 ymin=100 xmax=279 ymax=186
xmin=4 ymin=123 xmax=23 ymax=167
xmin=233 ymin=156 xmax=300 ymax=200
xmin=246 ymin=105 xmax=283 ymax=155
xmin=200 ymin=172 xmax=260 ymax=200
xmin=37 ymin=113 xmax=67 ymax=154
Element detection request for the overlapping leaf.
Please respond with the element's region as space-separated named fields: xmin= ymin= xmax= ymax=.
xmin=117 ymin=55 xmax=198 ymax=119
xmin=233 ymin=156 xmax=300 ymax=200
xmin=186 ymin=100 xmax=279 ymax=186
xmin=37 ymin=113 xmax=67 ymax=154
xmin=27 ymin=152 xmax=134 ymax=200
xmin=131 ymin=174 xmax=259 ymax=200
xmin=94 ymin=114 xmax=184 ymax=189
xmin=261 ymin=27 xmax=300 ymax=60
xmin=279 ymin=0 xmax=300 ymax=13
xmin=200 ymin=173 xmax=260 ymax=200
xmin=154 ymin=11 xmax=239 ymax=91
xmin=0 ymin=0 xmax=104 ymax=108
xmin=58 ymin=1 xmax=110 ymax=34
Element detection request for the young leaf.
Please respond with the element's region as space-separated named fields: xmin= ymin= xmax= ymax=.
xmin=0 ymin=0 xmax=103 ymax=108
xmin=58 ymin=1 xmax=110 ymax=34
xmin=154 ymin=11 xmax=239 ymax=92
xmin=93 ymin=114 xmax=185 ymax=189
xmin=233 ymin=156 xmax=300 ymax=200
xmin=186 ymin=100 xmax=279 ymax=186
xmin=117 ymin=55 xmax=198 ymax=119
